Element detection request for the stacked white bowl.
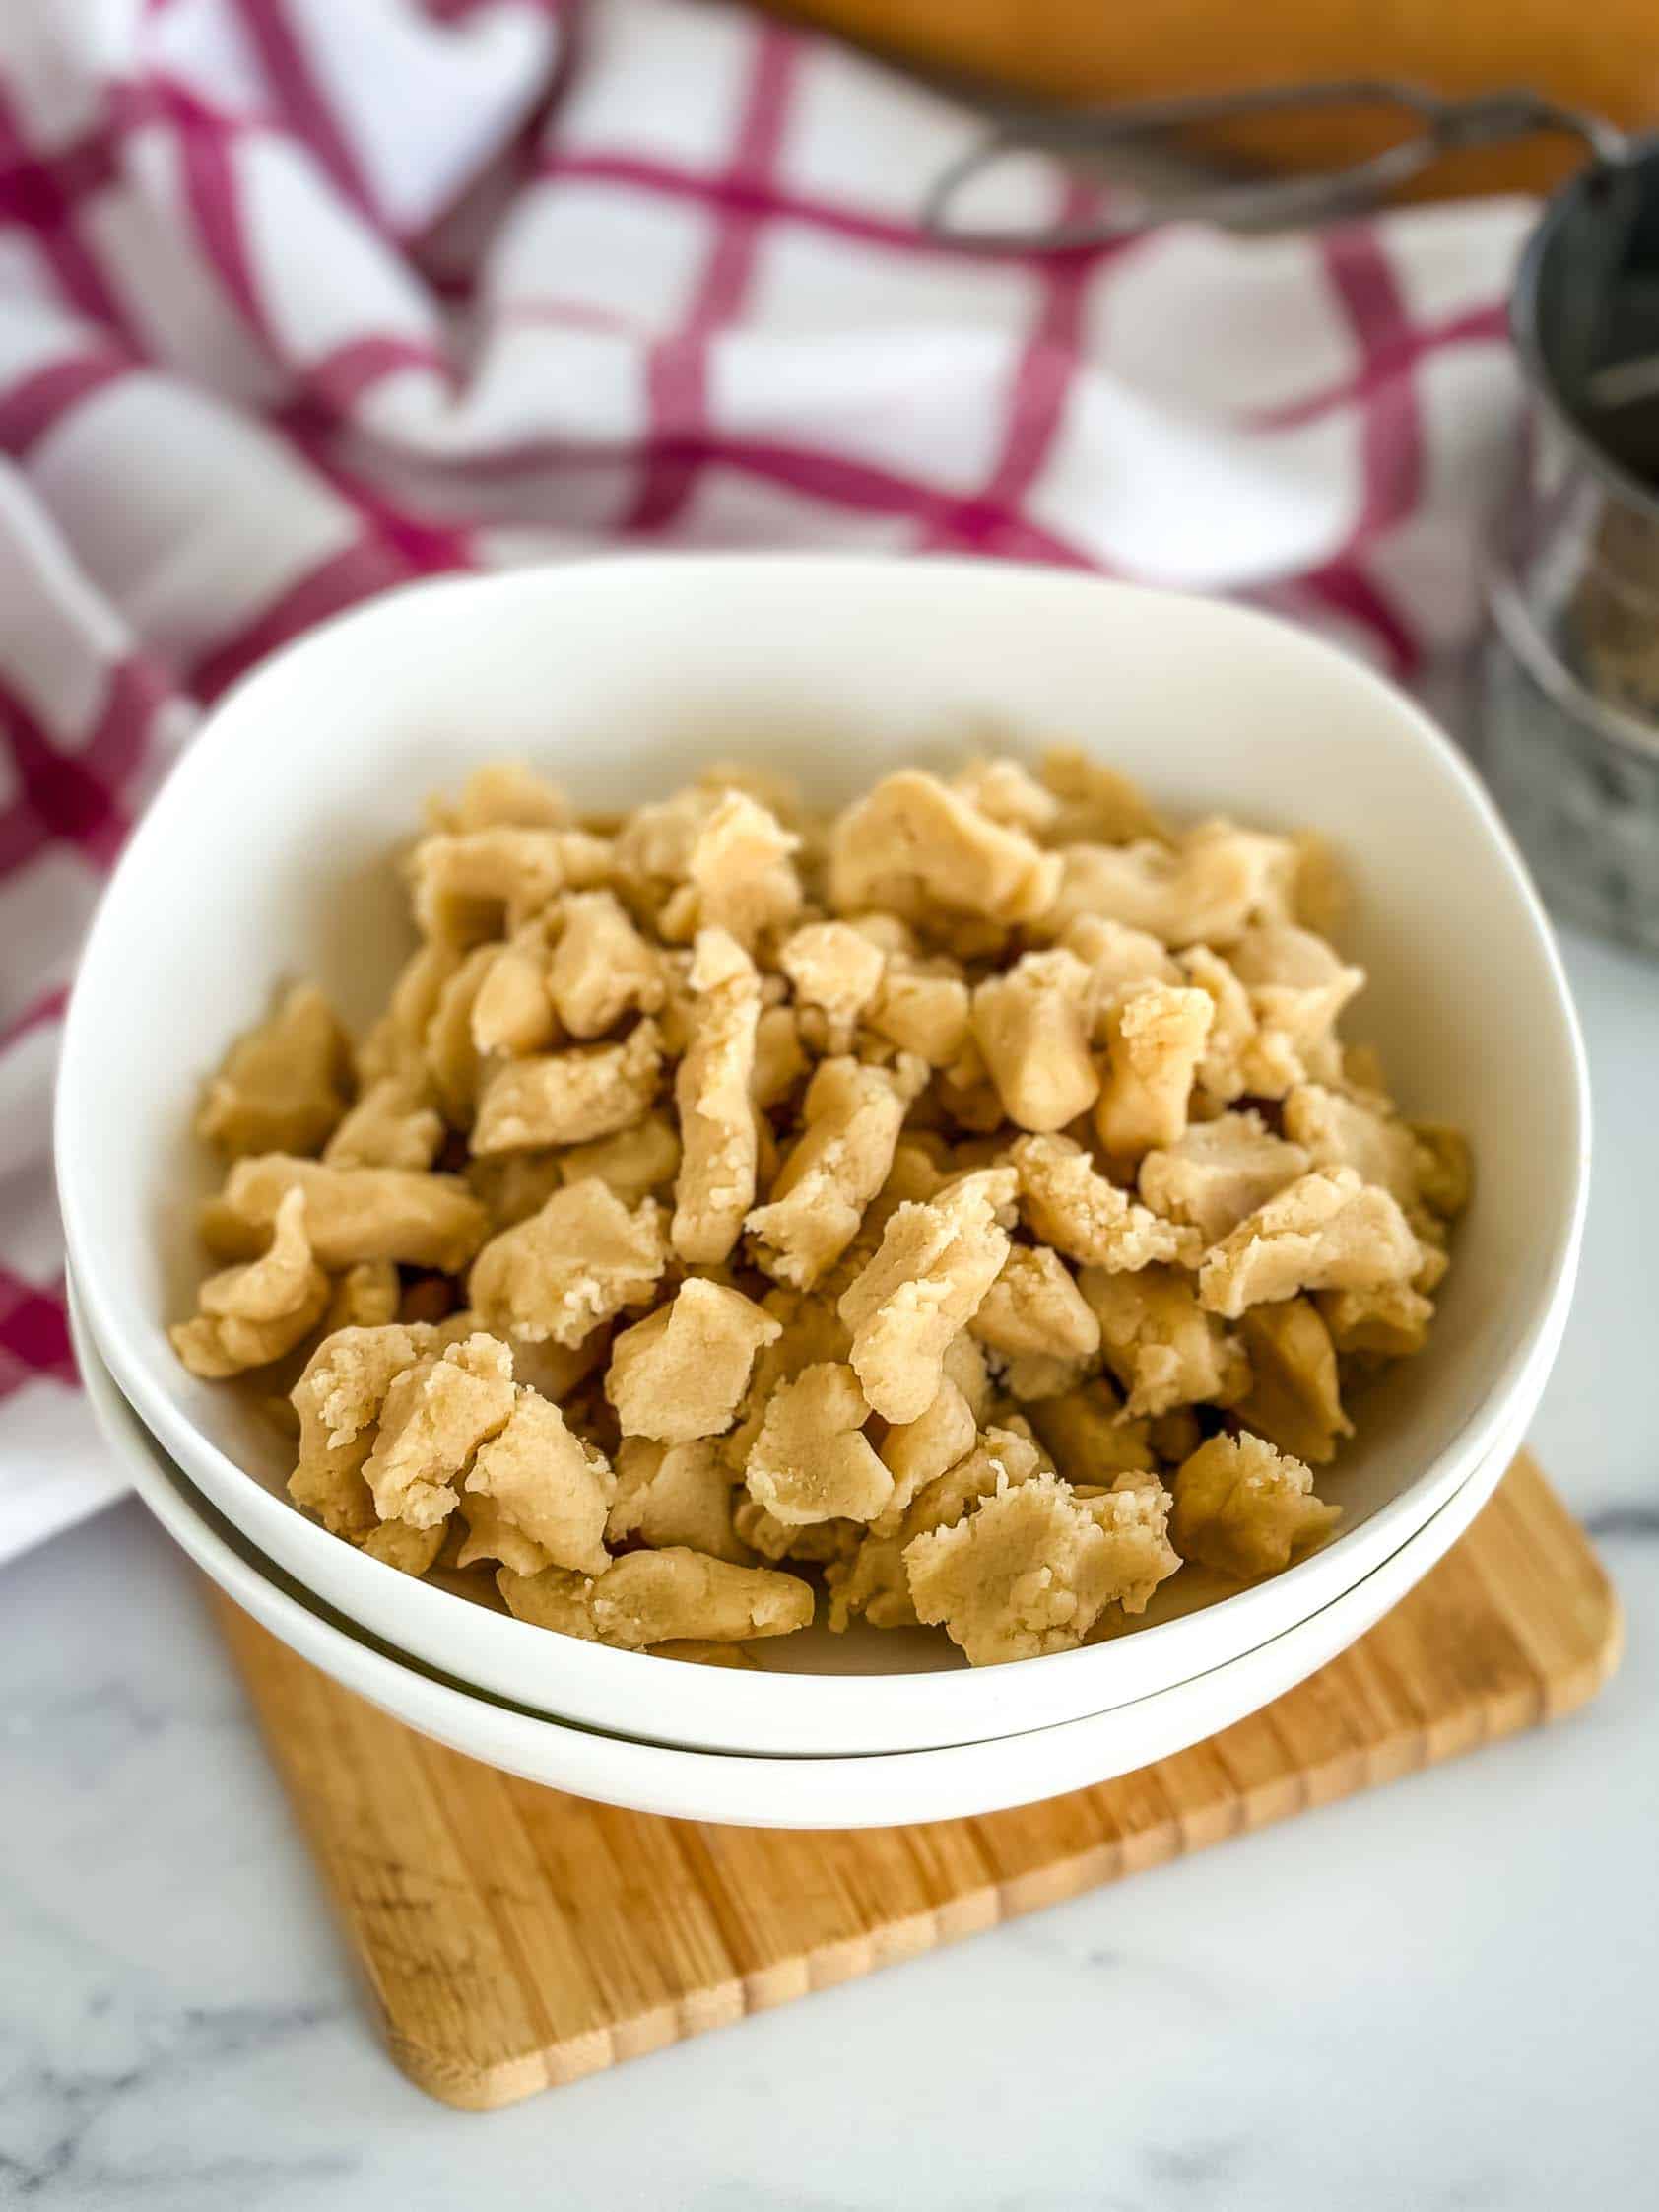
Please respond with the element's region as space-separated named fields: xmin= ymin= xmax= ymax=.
xmin=55 ymin=560 xmax=1589 ymax=1828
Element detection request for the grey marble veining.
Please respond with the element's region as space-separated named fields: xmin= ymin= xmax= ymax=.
xmin=4 ymin=925 xmax=1657 ymax=2212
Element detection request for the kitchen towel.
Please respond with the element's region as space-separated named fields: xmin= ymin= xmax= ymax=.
xmin=0 ymin=0 xmax=1534 ymax=1563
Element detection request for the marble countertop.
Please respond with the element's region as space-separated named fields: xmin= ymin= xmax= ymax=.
xmin=5 ymin=923 xmax=1656 ymax=2211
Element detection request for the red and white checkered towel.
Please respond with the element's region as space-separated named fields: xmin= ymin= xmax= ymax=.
xmin=0 ymin=0 xmax=1535 ymax=1562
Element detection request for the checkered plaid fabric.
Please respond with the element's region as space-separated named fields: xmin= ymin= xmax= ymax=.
xmin=0 ymin=0 xmax=1535 ymax=1560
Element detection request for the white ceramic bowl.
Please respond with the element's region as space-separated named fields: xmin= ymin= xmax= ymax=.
xmin=71 ymin=1273 xmax=1534 ymax=1829
xmin=55 ymin=559 xmax=1588 ymax=1757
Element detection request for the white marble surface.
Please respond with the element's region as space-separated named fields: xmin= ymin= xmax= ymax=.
xmin=4 ymin=924 xmax=1657 ymax=2210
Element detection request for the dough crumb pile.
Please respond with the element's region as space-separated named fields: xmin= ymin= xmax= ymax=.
xmin=171 ymin=751 xmax=1468 ymax=1669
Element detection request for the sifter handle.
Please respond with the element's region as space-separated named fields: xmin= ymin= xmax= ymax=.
xmin=920 ymin=79 xmax=1631 ymax=252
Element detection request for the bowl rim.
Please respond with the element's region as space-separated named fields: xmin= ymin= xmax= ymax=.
xmin=54 ymin=556 xmax=1592 ymax=1741
xmin=69 ymin=1268 xmax=1533 ymax=1829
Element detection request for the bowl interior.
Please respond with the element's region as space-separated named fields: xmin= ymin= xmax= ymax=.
xmin=57 ymin=560 xmax=1586 ymax=1685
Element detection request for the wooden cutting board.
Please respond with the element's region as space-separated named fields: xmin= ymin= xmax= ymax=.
xmin=212 ymin=1452 xmax=1619 ymax=2111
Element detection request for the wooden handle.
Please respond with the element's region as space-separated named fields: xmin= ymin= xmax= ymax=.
xmin=766 ymin=0 xmax=1659 ymax=199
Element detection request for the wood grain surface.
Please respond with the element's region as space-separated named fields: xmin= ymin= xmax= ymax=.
xmin=212 ymin=1452 xmax=1621 ymax=2111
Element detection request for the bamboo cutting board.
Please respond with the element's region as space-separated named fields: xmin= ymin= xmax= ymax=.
xmin=213 ymin=1452 xmax=1619 ymax=2111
